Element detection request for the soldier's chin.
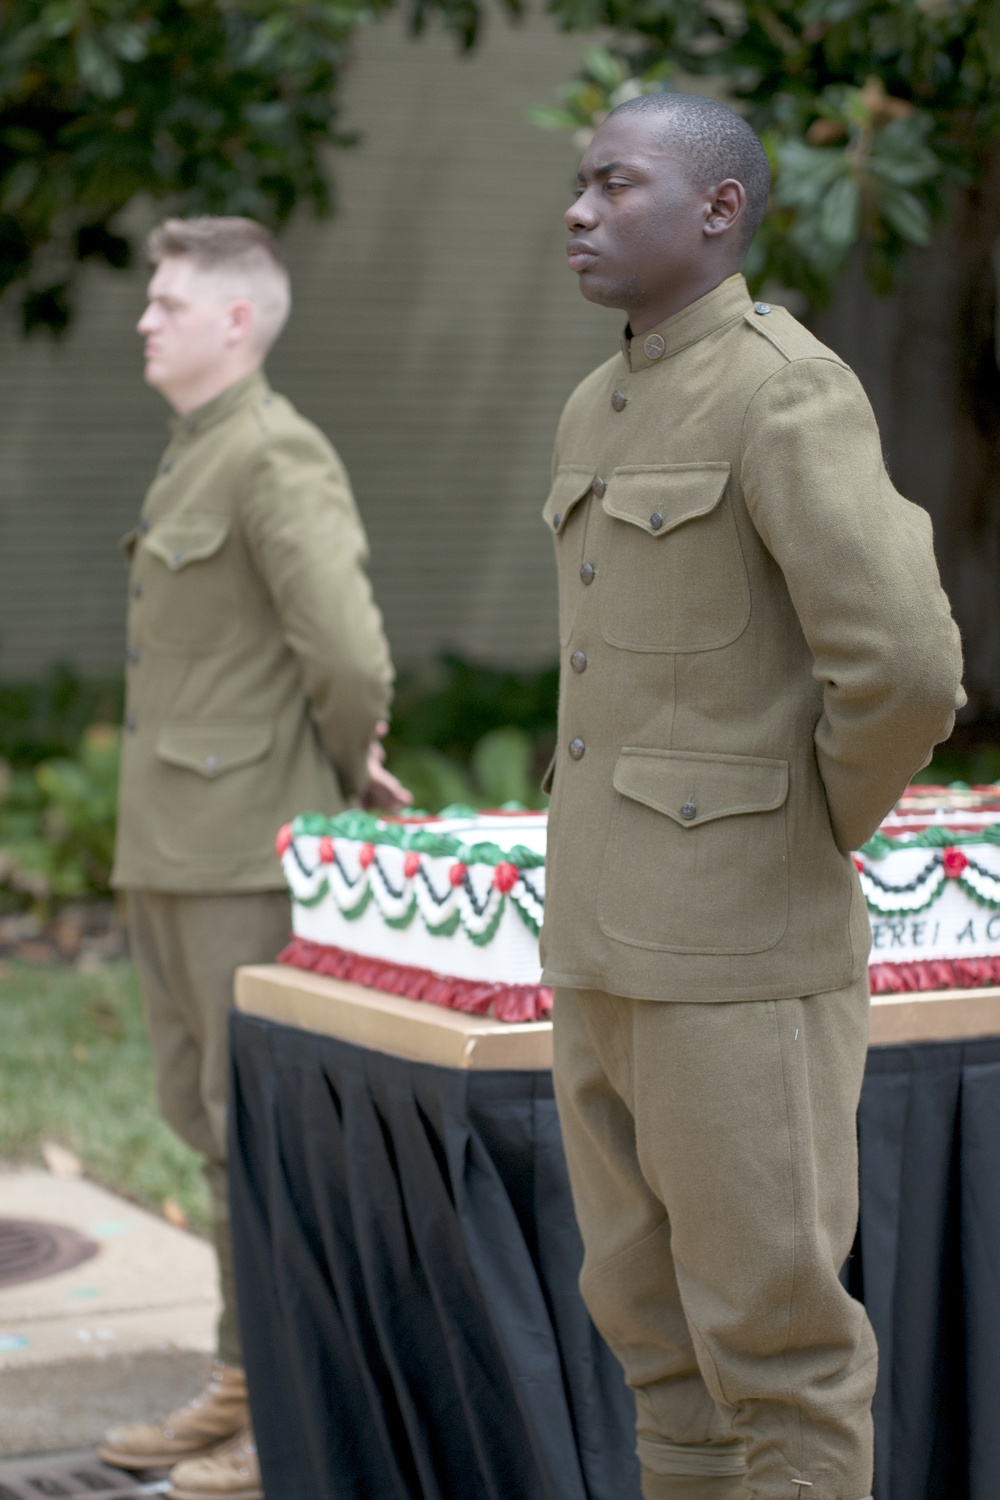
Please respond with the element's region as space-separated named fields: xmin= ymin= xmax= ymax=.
xmin=578 ymin=274 xmax=626 ymax=311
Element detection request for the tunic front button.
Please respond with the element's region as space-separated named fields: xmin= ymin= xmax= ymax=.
xmin=570 ymin=651 xmax=588 ymax=673
xmin=125 ymin=714 xmax=138 ymax=733
xmin=205 ymin=755 xmax=220 ymax=774
xmin=592 ymin=476 xmax=607 ymax=499
xmin=173 ymin=550 xmax=185 ymax=565
xmin=127 ymin=647 xmax=140 ymax=665
xmin=161 ymin=458 xmax=173 ymax=473
xmin=580 ymin=563 xmax=596 ymax=585
xmin=132 ymin=582 xmax=143 ymax=599
xmin=138 ymin=517 xmax=150 ymax=534
xmin=568 ymin=738 xmax=586 ymax=761
xmin=611 ymin=390 xmax=628 ymax=412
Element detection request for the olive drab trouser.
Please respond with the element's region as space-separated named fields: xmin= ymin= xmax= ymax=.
xmin=552 ymin=980 xmax=877 ymax=1500
xmin=127 ymin=890 xmax=291 ymax=1367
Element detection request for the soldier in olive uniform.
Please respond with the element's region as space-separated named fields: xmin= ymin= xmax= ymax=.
xmin=544 ymin=96 xmax=964 ymax=1500
xmin=99 ymin=218 xmax=400 ymax=1500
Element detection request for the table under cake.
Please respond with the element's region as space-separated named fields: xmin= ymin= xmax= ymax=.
xmin=229 ymin=967 xmax=1000 ymax=1500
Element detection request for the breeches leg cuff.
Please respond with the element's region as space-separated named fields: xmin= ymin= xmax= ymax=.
xmin=640 ymin=1471 xmax=748 ymax=1500
xmin=638 ymin=1436 xmax=747 ymax=1478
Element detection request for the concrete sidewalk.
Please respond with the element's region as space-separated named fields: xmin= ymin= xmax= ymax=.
xmin=0 ymin=1168 xmax=218 ymax=1455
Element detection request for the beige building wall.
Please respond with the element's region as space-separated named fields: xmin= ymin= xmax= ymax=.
xmin=0 ymin=9 xmax=620 ymax=679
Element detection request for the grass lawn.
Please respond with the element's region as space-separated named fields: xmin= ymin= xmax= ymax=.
xmin=0 ymin=958 xmax=210 ymax=1235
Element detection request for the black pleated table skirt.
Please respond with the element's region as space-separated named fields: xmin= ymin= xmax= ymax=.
xmin=228 ymin=969 xmax=1000 ymax=1500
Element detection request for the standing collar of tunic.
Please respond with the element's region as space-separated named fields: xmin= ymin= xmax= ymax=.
xmin=170 ymin=369 xmax=270 ymax=439
xmin=621 ymin=275 xmax=753 ymax=372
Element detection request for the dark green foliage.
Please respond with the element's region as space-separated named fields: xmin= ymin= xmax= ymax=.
xmin=0 ymin=0 xmax=503 ymax=334
xmin=388 ymin=653 xmax=558 ymax=760
xmin=0 ymin=664 xmax=123 ymax=765
xmin=531 ymin=4 xmax=1000 ymax=303
xmin=382 ymin=655 xmax=558 ymax=812
xmin=0 ymin=725 xmax=120 ymax=907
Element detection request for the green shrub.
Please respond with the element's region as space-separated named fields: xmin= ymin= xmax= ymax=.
xmin=387 ymin=726 xmax=549 ymax=814
xmin=0 ymin=664 xmax=123 ymax=767
xmin=0 ymin=724 xmax=120 ymax=910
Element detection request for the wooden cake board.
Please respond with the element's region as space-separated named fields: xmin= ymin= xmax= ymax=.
xmin=235 ymin=965 xmax=1000 ymax=1069
xmin=235 ymin=965 xmax=554 ymax=1070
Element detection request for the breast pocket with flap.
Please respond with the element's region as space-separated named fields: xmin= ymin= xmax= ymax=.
xmin=141 ymin=515 xmax=238 ymax=653
xmin=599 ymin=464 xmax=750 ymax=653
xmin=597 ymin=748 xmax=789 ymax=954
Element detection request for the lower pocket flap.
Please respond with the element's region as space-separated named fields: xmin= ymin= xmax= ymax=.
xmin=156 ymin=722 xmax=274 ymax=778
xmin=613 ymin=748 xmax=788 ymax=827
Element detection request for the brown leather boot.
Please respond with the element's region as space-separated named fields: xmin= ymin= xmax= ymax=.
xmin=168 ymin=1427 xmax=262 ymax=1500
xmin=99 ymin=1362 xmax=249 ymax=1471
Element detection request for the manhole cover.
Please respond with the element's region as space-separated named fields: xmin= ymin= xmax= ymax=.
xmin=0 ymin=1218 xmax=99 ymax=1289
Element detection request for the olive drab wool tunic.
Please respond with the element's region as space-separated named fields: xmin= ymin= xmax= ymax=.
xmin=541 ymin=276 xmax=964 ymax=1003
xmin=112 ymin=371 xmax=394 ymax=893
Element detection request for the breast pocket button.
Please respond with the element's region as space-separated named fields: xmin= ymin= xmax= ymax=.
xmin=568 ymin=738 xmax=586 ymax=761
xmin=680 ymin=799 xmax=697 ymax=821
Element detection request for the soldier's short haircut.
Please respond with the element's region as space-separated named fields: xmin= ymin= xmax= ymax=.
xmin=147 ymin=216 xmax=291 ymax=352
xmin=610 ymin=93 xmax=771 ymax=253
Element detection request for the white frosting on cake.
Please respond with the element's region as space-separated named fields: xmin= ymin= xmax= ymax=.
xmin=857 ymin=785 xmax=1000 ymax=969
xmin=282 ymin=812 xmax=547 ymax=987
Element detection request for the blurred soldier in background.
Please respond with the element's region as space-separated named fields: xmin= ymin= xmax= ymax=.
xmin=99 ymin=217 xmax=404 ymax=1500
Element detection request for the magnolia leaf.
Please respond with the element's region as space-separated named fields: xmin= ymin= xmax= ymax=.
xmin=583 ymin=45 xmax=627 ymax=91
xmin=527 ymin=105 xmax=582 ymax=130
xmin=869 ymin=118 xmax=942 ymax=186
xmin=76 ymin=32 xmax=123 ymax=100
xmin=775 ymin=139 xmax=851 ymax=209
xmin=105 ymin=22 xmax=149 ymax=63
xmin=877 ymin=183 xmax=932 ymax=245
xmin=818 ymin=172 xmax=861 ymax=250
xmin=2 ymin=160 xmax=38 ymax=210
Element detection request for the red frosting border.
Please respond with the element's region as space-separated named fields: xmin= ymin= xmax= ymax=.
xmin=280 ymin=942 xmax=1000 ymax=1016
xmin=277 ymin=936 xmax=553 ymax=1023
xmin=869 ymin=955 xmax=1000 ymax=994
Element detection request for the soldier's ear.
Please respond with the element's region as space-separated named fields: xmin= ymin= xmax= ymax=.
xmin=226 ymin=298 xmax=256 ymax=347
xmin=704 ymin=179 xmax=745 ymax=239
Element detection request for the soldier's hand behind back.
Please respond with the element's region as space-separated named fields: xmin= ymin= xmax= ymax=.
xmin=360 ymin=725 xmax=413 ymax=814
